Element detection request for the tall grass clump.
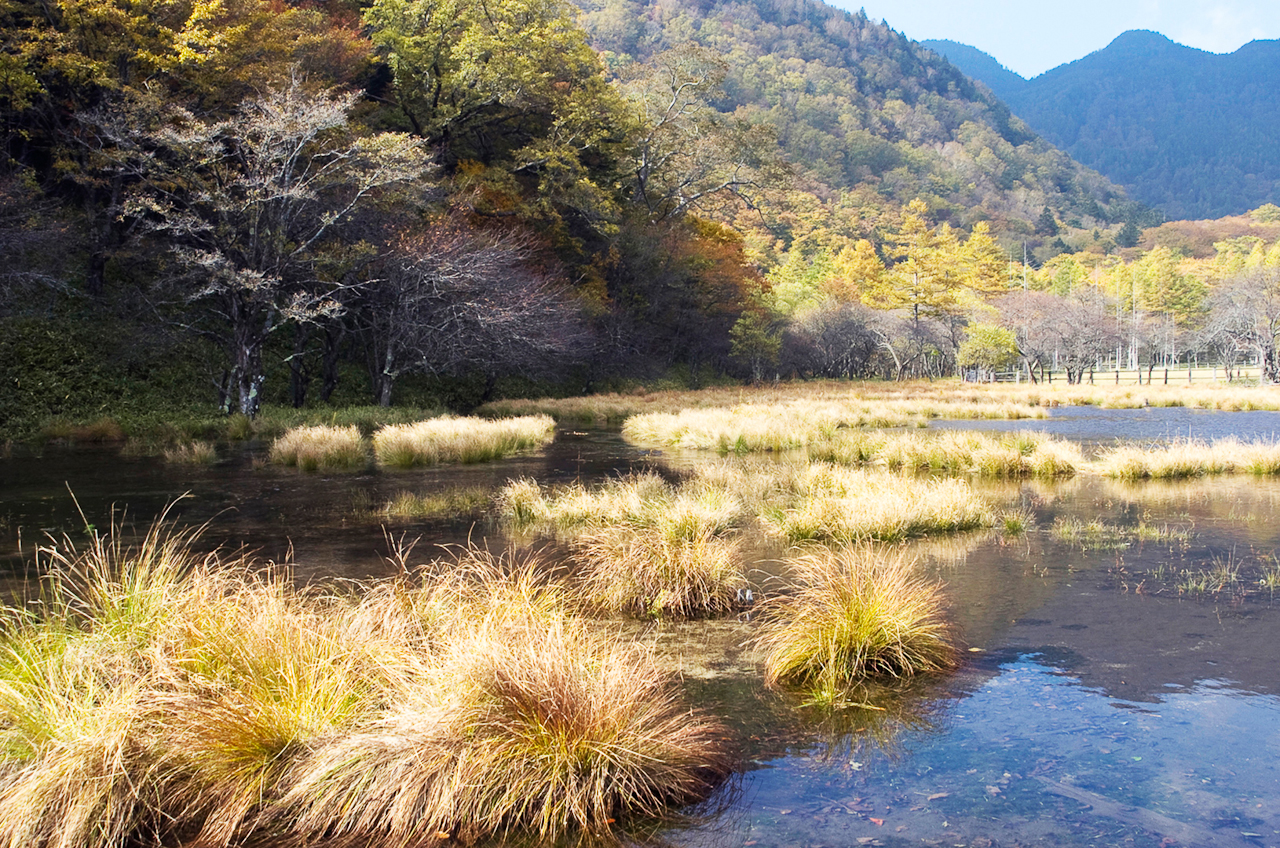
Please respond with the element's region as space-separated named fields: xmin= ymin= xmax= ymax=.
xmin=278 ymin=616 xmax=732 ymax=843
xmin=162 ymin=440 xmax=218 ymax=465
xmin=373 ymin=415 xmax=555 ymax=467
xmin=0 ymin=520 xmax=731 ymax=847
xmin=269 ymin=425 xmax=368 ymax=471
xmin=1098 ymin=438 xmax=1280 ymax=480
xmin=498 ymin=475 xmax=749 ymax=617
xmin=810 ymin=430 xmax=1082 ymax=478
xmin=575 ymin=528 xmax=746 ymax=618
xmin=755 ymin=548 xmax=957 ymax=703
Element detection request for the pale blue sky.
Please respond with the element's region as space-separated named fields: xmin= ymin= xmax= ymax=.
xmin=833 ymin=1 xmax=1280 ymax=77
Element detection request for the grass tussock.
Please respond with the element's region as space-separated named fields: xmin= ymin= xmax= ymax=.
xmin=0 ymin=522 xmax=731 ymax=848
xmin=381 ymin=487 xmax=493 ymax=520
xmin=269 ymin=425 xmax=368 ymax=471
xmin=575 ymin=527 xmax=746 ymax=618
xmin=374 ymin=415 xmax=555 ymax=468
xmin=622 ymin=398 xmax=1045 ymax=453
xmin=162 ymin=440 xmax=218 ymax=465
xmin=499 ymin=475 xmax=749 ymax=617
xmin=755 ymin=548 xmax=957 ymax=702
xmin=812 ymin=429 xmax=1082 ymax=478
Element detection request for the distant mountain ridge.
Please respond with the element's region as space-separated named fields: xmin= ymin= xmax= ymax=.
xmin=923 ymin=33 xmax=1280 ymax=219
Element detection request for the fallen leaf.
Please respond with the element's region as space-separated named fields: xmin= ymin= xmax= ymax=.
xmin=870 ymin=817 xmax=884 ymax=825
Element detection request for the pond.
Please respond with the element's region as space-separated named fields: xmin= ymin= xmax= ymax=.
xmin=2 ymin=407 xmax=1280 ymax=847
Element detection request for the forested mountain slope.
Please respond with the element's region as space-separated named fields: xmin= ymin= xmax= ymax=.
xmin=924 ymin=32 xmax=1280 ymax=220
xmin=579 ymin=0 xmax=1136 ymax=248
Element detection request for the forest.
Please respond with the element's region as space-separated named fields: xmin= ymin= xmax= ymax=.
xmin=1 ymin=0 xmax=1276 ymax=436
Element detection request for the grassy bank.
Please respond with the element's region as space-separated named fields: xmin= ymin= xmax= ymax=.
xmin=0 ymin=523 xmax=732 ymax=848
xmin=373 ymin=415 xmax=556 ymax=467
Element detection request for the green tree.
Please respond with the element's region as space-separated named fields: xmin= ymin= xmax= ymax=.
xmin=957 ymin=322 xmax=1018 ymax=379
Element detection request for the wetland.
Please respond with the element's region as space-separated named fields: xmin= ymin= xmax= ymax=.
xmin=3 ymin=401 xmax=1280 ymax=847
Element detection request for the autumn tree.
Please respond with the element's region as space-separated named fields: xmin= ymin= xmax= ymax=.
xmin=864 ymin=199 xmax=1006 ymax=324
xmin=363 ymin=0 xmax=622 ymax=227
xmin=107 ymin=80 xmax=429 ymax=416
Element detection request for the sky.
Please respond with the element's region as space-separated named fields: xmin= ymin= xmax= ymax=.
xmin=834 ymin=1 xmax=1280 ymax=78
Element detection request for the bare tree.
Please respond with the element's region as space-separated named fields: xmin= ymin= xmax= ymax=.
xmin=1204 ymin=267 xmax=1280 ymax=383
xmin=997 ymin=290 xmax=1119 ymax=384
xmin=98 ymin=79 xmax=430 ymax=416
xmin=355 ymin=218 xmax=585 ymax=406
xmin=783 ymin=300 xmax=880 ymax=379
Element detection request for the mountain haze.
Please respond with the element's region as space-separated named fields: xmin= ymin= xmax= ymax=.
xmin=925 ymin=32 xmax=1280 ymax=219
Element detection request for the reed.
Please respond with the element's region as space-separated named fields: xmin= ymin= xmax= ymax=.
xmin=269 ymin=425 xmax=368 ymax=471
xmin=373 ymin=415 xmax=555 ymax=468
xmin=755 ymin=548 xmax=957 ymax=700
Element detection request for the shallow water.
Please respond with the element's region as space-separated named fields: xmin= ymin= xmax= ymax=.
xmin=3 ymin=410 xmax=1280 ymax=846
xmin=939 ymin=404 xmax=1280 ymax=449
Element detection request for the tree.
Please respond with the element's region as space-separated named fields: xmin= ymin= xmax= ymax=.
xmin=110 ymin=80 xmax=429 ymax=416
xmin=363 ymin=0 xmax=621 ymax=226
xmin=864 ymin=199 xmax=1005 ymax=324
xmin=957 ymin=323 xmax=1018 ymax=380
xmin=1205 ymin=267 xmax=1280 ymax=383
xmin=1035 ymin=205 xmax=1059 ymax=236
xmin=356 ymin=217 xmax=585 ymax=406
xmin=782 ymin=300 xmax=879 ymax=379
xmin=619 ymin=44 xmax=787 ymax=222
xmin=997 ymin=290 xmax=1119 ymax=384
xmin=1116 ymin=220 xmax=1141 ymax=248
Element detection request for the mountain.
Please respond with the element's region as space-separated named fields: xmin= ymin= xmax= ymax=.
xmin=925 ymin=32 xmax=1280 ymax=220
xmin=578 ymin=0 xmax=1135 ymax=245
xmin=919 ymin=39 xmax=1027 ymax=102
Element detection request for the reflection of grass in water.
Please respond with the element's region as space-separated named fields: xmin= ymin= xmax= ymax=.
xmin=791 ymin=680 xmax=943 ymax=767
xmin=1050 ymin=517 xmax=1191 ymax=551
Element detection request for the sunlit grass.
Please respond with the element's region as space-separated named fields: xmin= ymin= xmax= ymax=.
xmin=373 ymin=415 xmax=555 ymax=467
xmin=269 ymin=424 xmax=368 ymax=471
xmin=1097 ymin=438 xmax=1280 ymax=480
xmin=759 ymin=465 xmax=995 ymax=544
xmin=0 ymin=520 xmax=731 ymax=847
xmin=755 ymin=548 xmax=957 ymax=703
xmin=812 ymin=429 xmax=1083 ymax=478
xmin=622 ymin=398 xmax=1045 ymax=453
xmin=381 ymin=487 xmax=492 ymax=520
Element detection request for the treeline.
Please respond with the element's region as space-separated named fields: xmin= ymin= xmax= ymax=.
xmin=760 ymin=204 xmax=1280 ymax=385
xmin=0 ymin=0 xmax=1145 ymax=429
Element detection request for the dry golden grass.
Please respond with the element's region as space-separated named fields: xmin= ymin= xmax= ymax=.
xmin=498 ymin=475 xmax=749 ymax=617
xmin=162 ymin=440 xmax=218 ymax=465
xmin=373 ymin=415 xmax=555 ymax=467
xmin=758 ymin=464 xmax=995 ymax=544
xmin=622 ymin=397 xmax=1045 ymax=452
xmin=0 ymin=523 xmax=730 ymax=848
xmin=482 ymin=379 xmax=1280 ymax=431
xmin=755 ymin=548 xmax=957 ymax=703
xmin=1096 ymin=438 xmax=1280 ymax=479
xmin=811 ymin=429 xmax=1083 ymax=478
xmin=269 ymin=424 xmax=368 ymax=471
